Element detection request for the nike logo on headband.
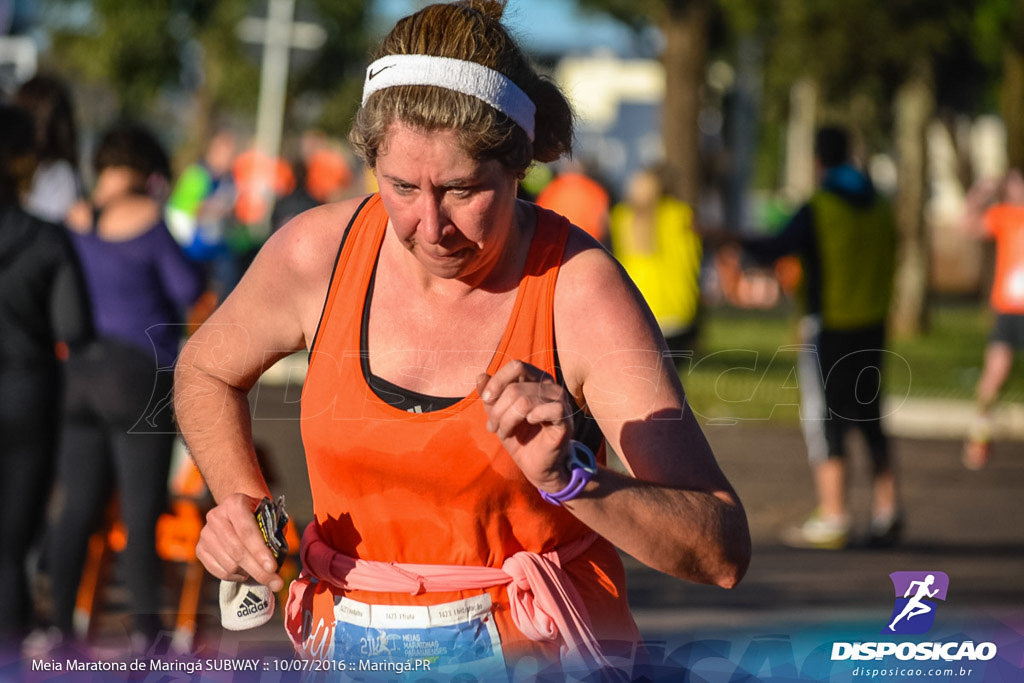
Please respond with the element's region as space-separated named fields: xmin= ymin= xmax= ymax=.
xmin=368 ymin=65 xmax=393 ymax=80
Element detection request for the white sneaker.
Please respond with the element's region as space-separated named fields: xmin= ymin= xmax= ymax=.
xmin=781 ymin=511 xmax=850 ymax=549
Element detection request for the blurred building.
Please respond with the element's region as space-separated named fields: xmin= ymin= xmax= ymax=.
xmin=553 ymin=55 xmax=664 ymax=201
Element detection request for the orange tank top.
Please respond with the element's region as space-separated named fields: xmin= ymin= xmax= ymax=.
xmin=985 ymin=203 xmax=1024 ymax=314
xmin=296 ymin=194 xmax=638 ymax=665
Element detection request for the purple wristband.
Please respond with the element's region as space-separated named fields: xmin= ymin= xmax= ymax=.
xmin=540 ymin=440 xmax=598 ymax=505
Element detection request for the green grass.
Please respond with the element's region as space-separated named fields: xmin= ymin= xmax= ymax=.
xmin=679 ymin=303 xmax=1024 ymax=424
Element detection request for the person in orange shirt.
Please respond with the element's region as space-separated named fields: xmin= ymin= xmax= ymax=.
xmin=301 ymin=130 xmax=353 ymax=204
xmin=232 ymin=147 xmax=296 ymax=228
xmin=535 ymin=161 xmax=610 ymax=245
xmin=961 ymin=165 xmax=1024 ymax=469
xmin=173 ymin=1 xmax=750 ymax=678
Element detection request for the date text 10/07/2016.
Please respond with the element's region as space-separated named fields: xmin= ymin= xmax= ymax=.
xmin=272 ymin=658 xmax=434 ymax=674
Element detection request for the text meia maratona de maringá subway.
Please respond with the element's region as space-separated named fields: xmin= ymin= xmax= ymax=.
xmin=31 ymin=658 xmax=259 ymax=674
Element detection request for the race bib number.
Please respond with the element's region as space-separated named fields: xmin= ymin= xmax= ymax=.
xmin=332 ymin=593 xmax=506 ymax=679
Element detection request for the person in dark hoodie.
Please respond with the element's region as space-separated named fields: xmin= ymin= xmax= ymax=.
xmin=0 ymin=105 xmax=92 ymax=652
xmin=42 ymin=122 xmax=203 ymax=654
xmin=739 ymin=126 xmax=900 ymax=550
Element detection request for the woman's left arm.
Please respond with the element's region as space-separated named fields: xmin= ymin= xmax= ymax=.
xmin=479 ymin=232 xmax=750 ymax=588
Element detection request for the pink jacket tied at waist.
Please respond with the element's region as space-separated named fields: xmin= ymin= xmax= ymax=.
xmin=286 ymin=520 xmax=617 ymax=673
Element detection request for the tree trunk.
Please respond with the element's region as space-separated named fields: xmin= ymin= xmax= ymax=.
xmin=891 ymin=64 xmax=934 ymax=338
xmin=783 ymin=78 xmax=818 ymax=202
xmin=660 ymin=0 xmax=710 ymax=205
xmin=1003 ymin=46 xmax=1024 ymax=170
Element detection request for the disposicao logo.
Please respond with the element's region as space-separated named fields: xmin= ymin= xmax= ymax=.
xmin=830 ymin=570 xmax=998 ymax=663
xmin=885 ymin=571 xmax=949 ymax=635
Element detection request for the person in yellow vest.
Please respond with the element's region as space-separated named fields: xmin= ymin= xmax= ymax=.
xmin=740 ymin=126 xmax=900 ymax=550
xmin=609 ymin=166 xmax=703 ymax=364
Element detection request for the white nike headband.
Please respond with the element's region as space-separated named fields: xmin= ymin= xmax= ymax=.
xmin=361 ymin=54 xmax=536 ymax=142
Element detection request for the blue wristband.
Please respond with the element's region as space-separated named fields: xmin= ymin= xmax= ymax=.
xmin=540 ymin=440 xmax=598 ymax=505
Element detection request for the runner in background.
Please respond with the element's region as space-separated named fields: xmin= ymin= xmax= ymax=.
xmin=737 ymin=126 xmax=901 ymax=550
xmin=271 ymin=129 xmax=355 ymax=231
xmin=536 ymin=159 xmax=610 ymax=246
xmin=165 ymin=129 xmax=239 ymax=301
xmin=230 ymin=145 xmax=295 ymax=274
xmin=960 ymin=165 xmax=1024 ymax=469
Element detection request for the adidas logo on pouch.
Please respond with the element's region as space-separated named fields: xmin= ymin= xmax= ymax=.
xmin=237 ymin=590 xmax=269 ymax=618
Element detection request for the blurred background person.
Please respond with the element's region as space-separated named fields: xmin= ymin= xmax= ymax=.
xmin=301 ymin=128 xmax=354 ymax=205
xmin=271 ymin=128 xmax=354 ymax=232
xmin=960 ymin=165 xmax=1024 ymax=470
xmin=0 ymin=104 xmax=92 ymax=653
xmin=535 ymin=159 xmax=611 ymax=246
xmin=165 ymin=128 xmax=238 ymax=301
xmin=737 ymin=126 xmax=900 ymax=550
xmin=609 ymin=165 xmax=704 ymax=363
xmin=13 ymin=73 xmax=83 ymax=224
xmin=229 ymin=143 xmax=295 ymax=280
xmin=42 ymin=121 xmax=203 ymax=653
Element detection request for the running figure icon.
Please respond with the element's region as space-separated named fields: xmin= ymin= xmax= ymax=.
xmin=888 ymin=574 xmax=939 ymax=631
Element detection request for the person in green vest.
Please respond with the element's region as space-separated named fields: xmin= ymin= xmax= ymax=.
xmin=740 ymin=126 xmax=900 ymax=550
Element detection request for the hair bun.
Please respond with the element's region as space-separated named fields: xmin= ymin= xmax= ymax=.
xmin=457 ymin=0 xmax=507 ymax=22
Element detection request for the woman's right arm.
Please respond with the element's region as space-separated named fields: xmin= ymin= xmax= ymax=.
xmin=174 ymin=198 xmax=362 ymax=588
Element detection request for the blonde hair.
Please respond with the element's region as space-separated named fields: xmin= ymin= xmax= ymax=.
xmin=350 ymin=0 xmax=574 ymax=176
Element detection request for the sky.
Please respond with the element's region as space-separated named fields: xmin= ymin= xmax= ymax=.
xmin=372 ymin=0 xmax=639 ymax=57
xmin=6 ymin=0 xmax=641 ymax=61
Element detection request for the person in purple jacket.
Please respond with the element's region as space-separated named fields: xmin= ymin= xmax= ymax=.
xmin=43 ymin=122 xmax=203 ymax=652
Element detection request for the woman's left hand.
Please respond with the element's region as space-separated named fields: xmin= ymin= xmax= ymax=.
xmin=476 ymin=360 xmax=576 ymax=494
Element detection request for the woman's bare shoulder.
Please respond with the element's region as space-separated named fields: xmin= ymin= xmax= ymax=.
xmin=554 ymin=226 xmax=666 ymax=380
xmin=557 ymin=226 xmax=642 ymax=317
xmin=262 ymin=196 xmax=368 ymax=278
xmin=212 ymin=196 xmax=371 ymax=349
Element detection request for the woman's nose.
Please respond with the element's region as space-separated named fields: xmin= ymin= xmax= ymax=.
xmin=418 ymin=195 xmax=452 ymax=244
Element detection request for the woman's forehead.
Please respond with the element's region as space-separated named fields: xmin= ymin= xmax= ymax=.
xmin=378 ymin=123 xmax=482 ymax=168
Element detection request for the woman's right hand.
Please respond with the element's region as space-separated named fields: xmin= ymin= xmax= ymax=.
xmin=195 ymin=493 xmax=284 ymax=591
